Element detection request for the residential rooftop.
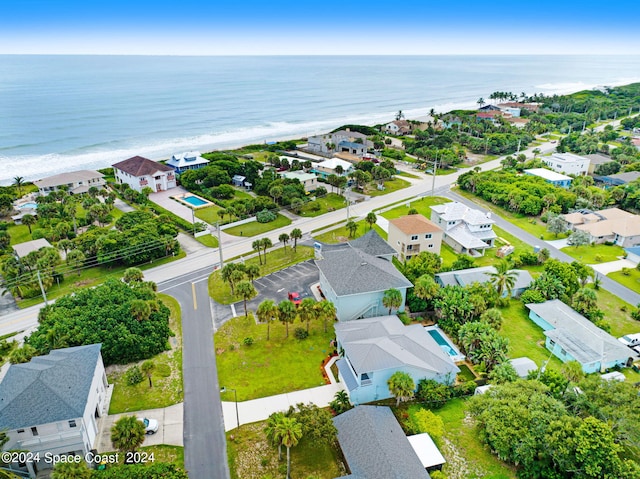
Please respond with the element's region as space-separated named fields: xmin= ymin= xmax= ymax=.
xmin=389 ymin=215 xmax=442 ymax=235
xmin=112 ymin=156 xmax=174 ymax=177
xmin=524 ymin=168 xmax=572 ymax=182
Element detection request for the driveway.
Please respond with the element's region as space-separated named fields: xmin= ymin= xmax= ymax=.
xmin=96 ymin=403 xmax=184 ymax=452
xmin=591 ymin=259 xmax=636 ymax=275
xmin=150 ymin=187 xmax=199 ymax=225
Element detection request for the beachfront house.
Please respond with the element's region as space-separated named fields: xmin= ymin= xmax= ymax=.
xmin=166 ymin=151 xmax=209 ymax=174
xmin=384 ymin=120 xmax=413 ymax=136
xmin=333 ymin=406 xmax=435 ymax=479
xmin=33 ymin=170 xmax=105 ymax=196
xmin=112 ymin=156 xmax=177 ymax=193
xmin=315 ymin=230 xmax=411 ymax=321
xmin=435 ymin=265 xmax=533 ymax=297
xmin=542 ymin=152 xmax=589 ymax=176
xmin=279 ymin=170 xmax=319 ymax=193
xmin=0 ymin=345 xmax=108 ymax=478
xmin=524 ymin=168 xmax=572 ymax=188
xmin=307 ymin=129 xmax=371 ymax=156
xmin=430 ymin=202 xmax=496 ymax=256
xmin=313 ymin=158 xmax=354 ymax=179
xmin=334 ymin=315 xmax=459 ymax=405
xmin=526 ymin=300 xmax=636 ymax=373
xmin=561 ymin=207 xmax=640 ymax=246
xmin=388 ymin=214 xmax=444 ymax=259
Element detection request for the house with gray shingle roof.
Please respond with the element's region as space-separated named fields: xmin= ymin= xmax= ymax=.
xmin=435 ymin=266 xmax=533 ymax=297
xmin=526 ymin=300 xmax=636 ymax=373
xmin=34 ymin=170 xmax=105 ymax=196
xmin=0 ymin=344 xmax=108 ymax=478
xmin=335 ymin=316 xmax=459 ymax=405
xmin=333 ymin=406 xmax=431 ymax=479
xmin=315 ymin=231 xmax=412 ymax=321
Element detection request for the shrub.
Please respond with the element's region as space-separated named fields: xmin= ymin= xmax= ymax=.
xmin=155 ymin=363 xmax=171 ymax=377
xmin=125 ymin=365 xmax=144 ymax=385
xmin=308 ymin=202 xmax=321 ymax=212
xmin=622 ymin=267 xmax=631 ymax=276
xmin=594 ymin=254 xmax=603 ymax=262
xmin=416 ymin=379 xmax=451 ymax=408
xmin=256 ymin=209 xmax=277 ymax=223
xmin=243 ymin=337 xmax=254 ymax=346
xmin=294 ymin=328 xmax=309 ymax=340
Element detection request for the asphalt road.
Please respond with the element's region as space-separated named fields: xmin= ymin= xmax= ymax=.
xmin=158 ymin=271 xmax=230 ymax=479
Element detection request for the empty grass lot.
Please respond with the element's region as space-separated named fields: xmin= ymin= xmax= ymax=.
xmin=224 ymin=214 xmax=291 ymax=237
xmin=313 ymin=221 xmax=387 ymax=244
xmin=364 ymin=177 xmax=411 ymax=196
xmin=560 ymin=243 xmax=625 ymax=264
xmin=215 ymin=313 xmax=336 ymax=401
xmin=379 ymin=196 xmax=449 ymax=220
xmin=298 ymin=193 xmax=346 ymax=217
xmin=608 ymin=268 xmax=640 ymax=294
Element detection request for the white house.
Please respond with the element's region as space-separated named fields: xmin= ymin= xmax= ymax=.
xmin=33 ymin=170 xmax=105 ymax=196
xmin=430 ymin=202 xmax=497 ymax=256
xmin=166 ymin=151 xmax=209 ymax=174
xmin=542 ymin=152 xmax=589 ymax=176
xmin=0 ymin=345 xmax=108 ymax=478
xmin=113 ymin=156 xmax=177 ymax=193
xmin=280 ymin=170 xmax=319 ymax=193
xmin=384 ymin=120 xmax=413 ymax=136
xmin=307 ymin=129 xmax=371 ymax=156
xmin=312 ymin=158 xmax=354 ymax=179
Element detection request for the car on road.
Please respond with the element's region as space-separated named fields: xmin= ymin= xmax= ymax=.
xmin=288 ymin=292 xmax=302 ymax=306
xmin=138 ymin=417 xmax=159 ymax=435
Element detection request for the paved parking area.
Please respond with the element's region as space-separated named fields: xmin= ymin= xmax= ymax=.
xmin=241 ymin=260 xmax=320 ymax=313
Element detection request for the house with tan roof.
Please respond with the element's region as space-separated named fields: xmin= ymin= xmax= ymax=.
xmin=112 ymin=156 xmax=176 ymax=193
xmin=562 ymin=208 xmax=640 ymax=246
xmin=388 ymin=214 xmax=443 ymax=260
xmin=34 ymin=170 xmax=105 ymax=196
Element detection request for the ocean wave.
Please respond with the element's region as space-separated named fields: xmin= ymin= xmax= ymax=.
xmin=535 ymin=77 xmax=640 ymax=95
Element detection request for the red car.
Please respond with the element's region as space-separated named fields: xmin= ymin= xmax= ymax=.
xmin=288 ymin=292 xmax=302 ymax=306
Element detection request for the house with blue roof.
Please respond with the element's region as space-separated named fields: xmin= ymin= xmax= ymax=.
xmin=0 ymin=344 xmax=108 ymax=478
xmin=166 ymin=151 xmax=209 ymax=174
xmin=526 ymin=300 xmax=636 ymax=373
xmin=335 ymin=316 xmax=459 ymax=405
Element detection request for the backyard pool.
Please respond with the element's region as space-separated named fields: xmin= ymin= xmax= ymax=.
xmin=173 ymin=194 xmax=213 ymax=209
xmin=19 ymin=202 xmax=38 ymax=210
xmin=425 ymin=325 xmax=465 ymax=362
xmin=182 ymin=195 xmax=208 ymax=207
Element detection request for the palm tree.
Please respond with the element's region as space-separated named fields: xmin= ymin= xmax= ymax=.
xmin=387 ymin=371 xmax=415 ymax=406
xmin=333 ymin=390 xmax=351 ymax=412
xmin=111 ymin=415 xmax=146 ymax=453
xmin=269 ymin=185 xmax=284 ymax=205
xmin=260 ymin=237 xmax=273 ymax=264
xmin=123 ymin=267 xmax=144 ymax=283
xmin=264 ymin=412 xmax=286 ymax=461
xmin=413 ymin=274 xmax=439 ymax=302
xmin=245 ymin=264 xmax=260 ymax=284
xmin=477 ymin=97 xmax=485 ymax=108
xmin=345 ymin=220 xmax=358 ymax=238
xmin=21 ymin=213 xmax=36 ymax=233
xmin=12 ymin=176 xmax=24 ymax=197
xmin=279 ymin=233 xmax=290 ymax=250
xmin=257 ymin=299 xmax=279 ymax=340
xmin=298 ymin=297 xmax=317 ymax=333
xmin=278 ymin=300 xmax=296 ymax=338
xmin=335 ymin=165 xmax=344 ymax=176
xmin=52 ymin=461 xmax=92 ymax=479
xmin=236 ymin=281 xmax=257 ymax=317
xmin=130 ymin=299 xmax=151 ymax=321
xmin=488 ymin=260 xmax=518 ymax=297
xmin=141 ymin=360 xmax=155 ymax=388
xmin=275 ymin=416 xmax=303 ymax=479
xmin=290 ymin=228 xmax=302 ymax=252
xmin=382 ymin=288 xmax=403 ymax=315
xmin=365 ymin=212 xmax=377 ymax=229
xmin=252 ymin=239 xmax=263 ymax=264
xmin=315 ymin=299 xmax=337 ymax=333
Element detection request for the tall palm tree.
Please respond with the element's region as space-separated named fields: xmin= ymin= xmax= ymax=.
xmin=260 ymin=237 xmax=273 ymax=264
xmin=365 ymin=212 xmax=377 ymax=229
xmin=290 ymin=228 xmax=302 ymax=252
xmin=257 ymin=299 xmax=279 ymax=340
xmin=488 ymin=261 xmax=518 ymax=297
xmin=236 ymin=281 xmax=257 ymax=317
xmin=382 ymin=288 xmax=403 ymax=315
xmin=275 ymin=416 xmax=303 ymax=479
xmin=278 ymin=300 xmax=296 ymax=338
xmin=315 ymin=299 xmax=336 ymax=333
xmin=279 ymin=233 xmax=290 ymax=250
xmin=12 ymin=176 xmax=24 ymax=197
xmin=245 ymin=264 xmax=260 ymax=284
xmin=477 ymin=97 xmax=485 ymax=108
xmin=264 ymin=412 xmax=285 ymax=461
xmin=252 ymin=239 xmax=263 ymax=264
xmin=21 ymin=213 xmax=36 ymax=234
xmin=141 ymin=360 xmax=155 ymax=388
xmin=298 ymin=297 xmax=317 ymax=333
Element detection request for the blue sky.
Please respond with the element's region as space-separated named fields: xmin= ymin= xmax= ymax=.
xmin=1 ymin=0 xmax=639 ymax=55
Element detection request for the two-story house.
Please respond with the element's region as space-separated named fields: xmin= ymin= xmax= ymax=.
xmin=166 ymin=151 xmax=209 ymax=174
xmin=307 ymin=129 xmax=371 ymax=156
xmin=430 ymin=202 xmax=496 ymax=256
xmin=0 ymin=344 xmax=108 ymax=478
xmin=388 ymin=214 xmax=443 ymax=260
xmin=279 ymin=170 xmax=319 ymax=192
xmin=34 ymin=170 xmax=105 ymax=196
xmin=542 ymin=152 xmax=589 ymax=176
xmin=312 ymin=158 xmax=354 ymax=179
xmin=112 ymin=156 xmax=177 ymax=193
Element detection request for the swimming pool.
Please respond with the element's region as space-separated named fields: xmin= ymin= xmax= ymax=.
xmin=19 ymin=202 xmax=38 ymax=210
xmin=173 ymin=193 xmax=213 ymax=209
xmin=425 ymin=326 xmax=465 ymax=362
xmin=182 ymin=195 xmax=208 ymax=207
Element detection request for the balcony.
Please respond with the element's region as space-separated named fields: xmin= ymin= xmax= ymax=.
xmin=18 ymin=428 xmax=84 ymax=451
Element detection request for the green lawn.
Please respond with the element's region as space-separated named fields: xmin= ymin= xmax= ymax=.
xmin=298 ymin=193 xmax=346 ymax=217
xmin=232 ymin=188 xmax=254 ymax=201
xmin=195 ymin=204 xmax=224 ymax=224
xmin=195 ymin=234 xmax=219 ymax=248
xmin=589 ymin=285 xmax=637 ymax=338
xmin=431 ymin=399 xmax=517 ymax=478
xmin=224 ymin=214 xmax=291 ymax=237
xmin=560 ymin=243 xmax=625 ymax=264
xmin=227 ymin=420 xmax=342 ymax=479
xmin=100 ymin=445 xmax=184 ymax=469
xmin=209 ymin=246 xmax=314 ymax=304
xmin=8 ymin=224 xmax=32 ymax=245
xmin=312 ymin=221 xmax=386 ymax=244
xmin=379 ymin=196 xmax=450 ymax=220
xmin=364 ymin=177 xmax=411 ymax=196
xmin=215 ymin=314 xmax=335 ymax=401
xmin=397 ymin=171 xmax=422 ymax=179
xmin=608 ymin=269 xmax=640 ymax=294
xmin=108 ymin=294 xmax=183 ymax=414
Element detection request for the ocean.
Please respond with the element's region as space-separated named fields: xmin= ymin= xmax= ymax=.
xmin=1 ymin=55 xmax=640 ymax=185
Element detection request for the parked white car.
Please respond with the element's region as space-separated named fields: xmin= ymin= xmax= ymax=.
xmin=138 ymin=417 xmax=159 ymax=435
xmin=618 ymin=333 xmax=640 ymax=348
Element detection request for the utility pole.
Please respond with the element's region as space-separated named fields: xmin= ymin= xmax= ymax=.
xmin=431 ymin=153 xmax=438 ymax=197
xmin=191 ymin=207 xmax=196 ymax=236
xmin=216 ymin=222 xmax=224 ymax=269
xmin=345 ymin=187 xmax=351 ymax=221
xmin=36 ymin=270 xmax=48 ymax=306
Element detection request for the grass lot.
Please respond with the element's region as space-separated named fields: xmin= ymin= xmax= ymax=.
xmin=589 ymin=285 xmax=637 ymax=338
xmin=379 ymin=195 xmax=450 ymax=220
xmin=224 ymin=214 xmax=291 ymax=237
xmin=560 ymin=243 xmax=625 ymax=264
xmin=195 ymin=204 xmax=224 ymax=224
xmin=364 ymin=177 xmax=411 ymax=196
xmin=195 ymin=234 xmax=219 ymax=248
xmin=227 ymin=420 xmax=343 ymax=479
xmin=102 ymin=445 xmax=184 ymax=468
xmin=430 ymin=399 xmax=516 ymax=479
xmin=209 ymin=246 xmax=314 ymax=304
xmin=298 ymin=193 xmax=346 ymax=217
xmin=17 ymin=251 xmax=186 ymax=309
xmin=215 ymin=314 xmax=335 ymax=401
xmin=231 ymin=188 xmax=254 ymax=201
xmin=608 ymin=269 xmax=640 ymax=294
xmin=108 ymin=294 xmax=183 ymax=414
xmin=313 ymin=221 xmax=386 ymax=244
xmin=397 ymin=171 xmax=422 ymax=179
xmin=7 ymin=224 xmax=32 ymax=245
